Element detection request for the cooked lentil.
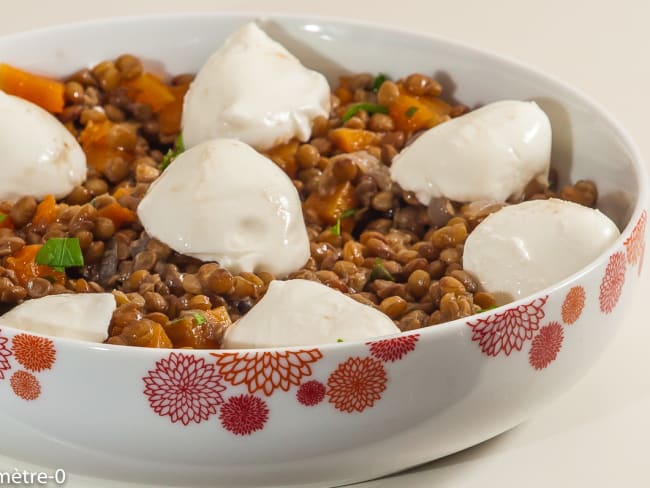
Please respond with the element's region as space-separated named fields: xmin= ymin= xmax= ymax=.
xmin=0 ymin=55 xmax=599 ymax=348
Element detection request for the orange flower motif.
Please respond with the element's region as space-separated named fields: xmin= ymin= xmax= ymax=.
xmin=211 ymin=349 xmax=323 ymax=396
xmin=327 ymin=356 xmax=387 ymax=413
xmin=11 ymin=334 xmax=56 ymax=372
xmin=624 ymin=210 xmax=646 ymax=266
xmin=529 ymin=322 xmax=564 ymax=370
xmin=599 ymin=252 xmax=626 ymax=314
xmin=561 ymin=286 xmax=586 ymax=325
xmin=10 ymin=370 xmax=41 ymax=401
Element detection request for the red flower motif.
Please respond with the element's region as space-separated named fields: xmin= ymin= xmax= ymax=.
xmin=10 ymin=370 xmax=41 ymax=401
xmin=0 ymin=331 xmax=11 ymax=380
xmin=327 ymin=357 xmax=387 ymax=413
xmin=529 ymin=322 xmax=564 ymax=370
xmin=219 ymin=394 xmax=269 ymax=436
xmin=599 ymin=252 xmax=626 ymax=314
xmin=466 ymin=296 xmax=548 ymax=356
xmin=561 ymin=286 xmax=586 ymax=325
xmin=212 ymin=349 xmax=322 ymax=396
xmin=296 ymin=380 xmax=326 ymax=406
xmin=624 ymin=210 xmax=646 ymax=266
xmin=143 ymin=353 xmax=226 ymax=426
xmin=367 ymin=334 xmax=420 ymax=362
xmin=11 ymin=334 xmax=56 ymax=372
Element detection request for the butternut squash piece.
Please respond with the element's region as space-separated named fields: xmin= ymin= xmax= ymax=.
xmin=122 ymin=73 xmax=175 ymax=113
xmin=0 ymin=63 xmax=65 ymax=113
xmin=330 ymin=128 xmax=379 ymax=153
xmin=303 ymin=181 xmax=358 ymax=225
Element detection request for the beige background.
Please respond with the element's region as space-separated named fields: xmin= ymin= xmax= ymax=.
xmin=0 ymin=1 xmax=649 ymax=487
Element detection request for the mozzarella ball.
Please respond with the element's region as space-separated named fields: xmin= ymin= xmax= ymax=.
xmin=0 ymin=91 xmax=86 ymax=201
xmin=390 ymin=100 xmax=551 ymax=204
xmin=463 ymin=199 xmax=620 ymax=304
xmin=0 ymin=293 xmax=116 ymax=342
xmin=223 ymin=279 xmax=400 ymax=348
xmin=182 ymin=22 xmax=330 ymax=151
xmin=137 ymin=138 xmax=310 ymax=276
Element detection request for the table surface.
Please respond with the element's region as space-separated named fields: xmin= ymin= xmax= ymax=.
xmin=0 ymin=1 xmax=648 ymax=487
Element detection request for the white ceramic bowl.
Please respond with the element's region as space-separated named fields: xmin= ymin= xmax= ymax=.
xmin=0 ymin=13 xmax=646 ymax=488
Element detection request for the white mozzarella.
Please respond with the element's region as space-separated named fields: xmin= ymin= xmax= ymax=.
xmin=463 ymin=199 xmax=620 ymax=304
xmin=390 ymin=100 xmax=551 ymax=203
xmin=182 ymin=22 xmax=330 ymax=151
xmin=0 ymin=293 xmax=116 ymax=342
xmin=137 ymin=138 xmax=310 ymax=276
xmin=0 ymin=91 xmax=87 ymax=201
xmin=222 ymin=279 xmax=401 ymax=348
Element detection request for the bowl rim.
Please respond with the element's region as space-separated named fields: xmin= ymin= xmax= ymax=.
xmin=0 ymin=11 xmax=646 ymax=356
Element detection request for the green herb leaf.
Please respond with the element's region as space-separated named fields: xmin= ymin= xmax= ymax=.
xmin=370 ymin=258 xmax=395 ymax=282
xmin=0 ymin=213 xmax=7 ymax=224
xmin=342 ymin=103 xmax=388 ymax=123
xmin=35 ymin=238 xmax=84 ymax=270
xmin=478 ymin=305 xmax=498 ymax=313
xmin=372 ymin=73 xmax=387 ymax=92
xmin=330 ymin=219 xmax=341 ymax=237
xmin=192 ymin=312 xmax=207 ymax=325
xmin=405 ymin=106 xmax=419 ymax=118
xmin=329 ymin=208 xmax=358 ymax=236
xmin=336 ymin=338 xmax=344 ymax=343
xmin=160 ymin=133 xmax=185 ymax=171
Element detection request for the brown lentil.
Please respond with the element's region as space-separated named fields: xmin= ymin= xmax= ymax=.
xmin=10 ymin=196 xmax=37 ymax=227
xmin=92 ymin=60 xmax=121 ymax=91
xmin=26 ymin=278 xmax=52 ymax=299
xmin=115 ymin=54 xmax=143 ymax=80
xmin=379 ymin=295 xmax=408 ymax=319
xmin=377 ymin=80 xmax=399 ymax=106
xmin=0 ymin=236 xmax=25 ymax=257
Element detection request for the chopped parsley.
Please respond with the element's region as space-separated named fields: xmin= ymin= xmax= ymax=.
xmin=160 ymin=133 xmax=184 ymax=171
xmin=330 ymin=208 xmax=358 ymax=236
xmin=372 ymin=73 xmax=387 ymax=92
xmin=35 ymin=237 xmax=84 ymax=272
xmin=405 ymin=106 xmax=419 ymax=118
xmin=336 ymin=338 xmax=344 ymax=343
xmin=341 ymin=103 xmax=388 ymax=123
xmin=369 ymin=258 xmax=395 ymax=282
xmin=478 ymin=305 xmax=498 ymax=313
xmin=192 ymin=312 xmax=207 ymax=325
xmin=0 ymin=213 xmax=7 ymax=223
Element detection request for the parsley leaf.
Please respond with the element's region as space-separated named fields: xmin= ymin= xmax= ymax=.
xmin=342 ymin=103 xmax=388 ymax=123
xmin=35 ymin=238 xmax=84 ymax=270
xmin=478 ymin=305 xmax=498 ymax=313
xmin=192 ymin=312 xmax=207 ymax=325
xmin=330 ymin=208 xmax=358 ymax=236
xmin=369 ymin=258 xmax=394 ymax=282
xmin=405 ymin=106 xmax=419 ymax=118
xmin=160 ymin=133 xmax=184 ymax=171
xmin=372 ymin=73 xmax=387 ymax=92
xmin=0 ymin=213 xmax=7 ymax=223
xmin=336 ymin=338 xmax=344 ymax=343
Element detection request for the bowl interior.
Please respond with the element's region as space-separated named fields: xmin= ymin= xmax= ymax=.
xmin=0 ymin=13 xmax=643 ymax=233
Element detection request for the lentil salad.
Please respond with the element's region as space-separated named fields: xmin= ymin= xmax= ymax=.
xmin=0 ymin=54 xmax=598 ymax=349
